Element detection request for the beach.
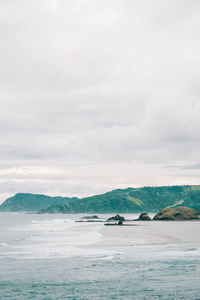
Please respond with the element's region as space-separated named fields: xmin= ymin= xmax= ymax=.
xmin=0 ymin=213 xmax=200 ymax=299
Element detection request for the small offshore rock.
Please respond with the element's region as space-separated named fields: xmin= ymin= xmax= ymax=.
xmin=80 ymin=215 xmax=99 ymax=220
xmin=107 ymin=214 xmax=125 ymax=221
xmin=137 ymin=212 xmax=151 ymax=221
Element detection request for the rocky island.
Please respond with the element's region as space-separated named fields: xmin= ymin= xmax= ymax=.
xmin=137 ymin=212 xmax=151 ymax=221
xmin=153 ymin=206 xmax=200 ymax=221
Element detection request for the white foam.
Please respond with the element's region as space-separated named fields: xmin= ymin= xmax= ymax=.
xmin=3 ymin=215 xmax=200 ymax=261
xmin=0 ymin=243 xmax=9 ymax=247
xmin=0 ymin=217 xmax=121 ymax=260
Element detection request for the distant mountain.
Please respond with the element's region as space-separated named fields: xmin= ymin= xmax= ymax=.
xmin=1 ymin=185 xmax=200 ymax=213
xmin=40 ymin=185 xmax=200 ymax=214
xmin=68 ymin=185 xmax=200 ymax=213
xmin=0 ymin=193 xmax=78 ymax=212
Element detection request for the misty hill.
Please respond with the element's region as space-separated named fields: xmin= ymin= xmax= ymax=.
xmin=41 ymin=185 xmax=200 ymax=213
xmin=0 ymin=193 xmax=78 ymax=212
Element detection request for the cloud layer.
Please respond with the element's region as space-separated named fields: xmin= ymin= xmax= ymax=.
xmin=0 ymin=0 xmax=200 ymax=203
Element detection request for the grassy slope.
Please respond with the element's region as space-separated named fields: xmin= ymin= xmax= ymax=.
xmin=68 ymin=185 xmax=200 ymax=213
xmin=0 ymin=193 xmax=78 ymax=211
xmin=1 ymin=185 xmax=200 ymax=213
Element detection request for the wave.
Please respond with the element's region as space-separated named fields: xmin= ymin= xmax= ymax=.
xmin=0 ymin=243 xmax=9 ymax=247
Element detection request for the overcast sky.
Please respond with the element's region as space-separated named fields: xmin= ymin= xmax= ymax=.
xmin=0 ymin=0 xmax=200 ymax=203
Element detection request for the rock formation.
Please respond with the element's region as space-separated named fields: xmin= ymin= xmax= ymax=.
xmin=137 ymin=212 xmax=151 ymax=221
xmin=107 ymin=214 xmax=125 ymax=221
xmin=80 ymin=215 xmax=99 ymax=219
xmin=153 ymin=206 xmax=200 ymax=221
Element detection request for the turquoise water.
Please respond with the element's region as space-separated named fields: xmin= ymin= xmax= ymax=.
xmin=1 ymin=258 xmax=200 ymax=299
xmin=0 ymin=213 xmax=200 ymax=299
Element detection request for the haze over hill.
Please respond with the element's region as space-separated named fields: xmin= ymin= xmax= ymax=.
xmin=1 ymin=185 xmax=200 ymax=213
xmin=0 ymin=193 xmax=78 ymax=212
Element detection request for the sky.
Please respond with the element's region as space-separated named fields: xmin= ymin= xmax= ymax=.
xmin=0 ymin=0 xmax=200 ymax=203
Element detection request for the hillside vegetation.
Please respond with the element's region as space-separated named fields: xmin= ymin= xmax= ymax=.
xmin=0 ymin=186 xmax=200 ymax=213
xmin=0 ymin=193 xmax=78 ymax=212
xmin=67 ymin=185 xmax=200 ymax=213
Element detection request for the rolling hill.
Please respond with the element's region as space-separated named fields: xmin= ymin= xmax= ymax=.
xmin=67 ymin=185 xmax=200 ymax=213
xmin=1 ymin=185 xmax=200 ymax=213
xmin=0 ymin=193 xmax=78 ymax=212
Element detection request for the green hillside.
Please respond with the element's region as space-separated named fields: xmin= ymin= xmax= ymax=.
xmin=39 ymin=204 xmax=70 ymax=214
xmin=1 ymin=186 xmax=200 ymax=213
xmin=0 ymin=193 xmax=78 ymax=212
xmin=42 ymin=185 xmax=200 ymax=213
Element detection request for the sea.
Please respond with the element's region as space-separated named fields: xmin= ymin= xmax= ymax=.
xmin=0 ymin=212 xmax=200 ymax=300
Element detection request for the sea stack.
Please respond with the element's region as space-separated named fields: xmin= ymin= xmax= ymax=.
xmin=137 ymin=212 xmax=151 ymax=221
xmin=107 ymin=214 xmax=125 ymax=221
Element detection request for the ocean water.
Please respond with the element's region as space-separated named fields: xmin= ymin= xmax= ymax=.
xmin=0 ymin=213 xmax=200 ymax=299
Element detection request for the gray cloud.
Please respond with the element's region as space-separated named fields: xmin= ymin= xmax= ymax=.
xmin=0 ymin=0 xmax=200 ymax=203
xmin=167 ymin=163 xmax=200 ymax=170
